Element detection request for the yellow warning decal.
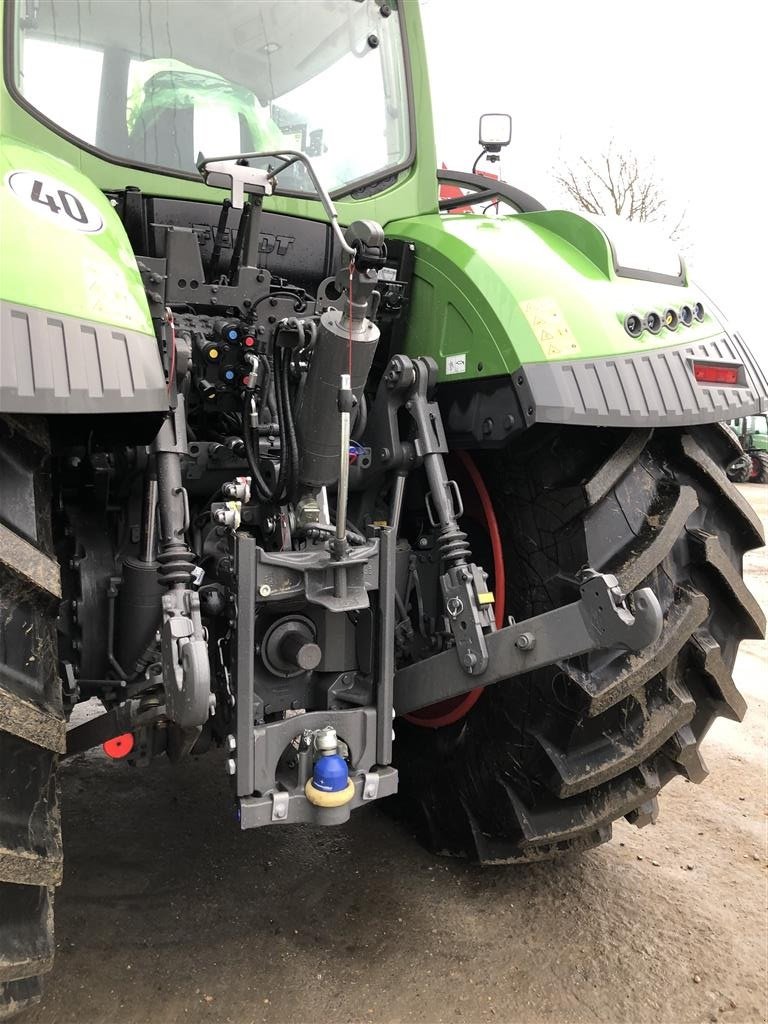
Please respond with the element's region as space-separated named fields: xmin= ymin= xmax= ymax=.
xmin=520 ymin=298 xmax=580 ymax=358
xmin=478 ymin=592 xmax=495 ymax=605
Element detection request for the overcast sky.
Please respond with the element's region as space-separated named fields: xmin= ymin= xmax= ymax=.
xmin=420 ymin=0 xmax=767 ymax=364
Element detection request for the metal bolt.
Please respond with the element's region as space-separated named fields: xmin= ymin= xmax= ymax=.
xmin=258 ymin=584 xmax=272 ymax=598
xmin=274 ymin=804 xmax=287 ymax=819
xmin=462 ymin=652 xmax=477 ymax=672
xmin=417 ymin=537 xmax=429 ymax=549
xmin=225 ymin=734 xmax=237 ymax=753
xmin=225 ymin=758 xmax=236 ymax=776
xmin=481 ymin=417 xmax=494 ymax=436
xmin=365 ymin=784 xmax=376 ymax=798
xmin=379 ymin=447 xmax=391 ymax=461
xmin=315 ymin=726 xmax=338 ymax=754
xmin=446 ymin=597 xmax=463 ymax=619
xmin=515 ymin=632 xmax=536 ymax=651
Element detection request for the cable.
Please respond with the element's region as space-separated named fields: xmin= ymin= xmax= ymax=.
xmin=281 ymin=348 xmax=300 ymax=504
xmin=353 ymin=391 xmax=368 ymax=438
xmin=242 ymin=393 xmax=277 ymax=503
xmin=272 ymin=347 xmax=290 ymax=503
xmin=348 ymin=257 xmax=354 ymax=376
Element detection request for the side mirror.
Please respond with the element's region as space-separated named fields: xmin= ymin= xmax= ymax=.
xmin=478 ymin=113 xmax=512 ymax=154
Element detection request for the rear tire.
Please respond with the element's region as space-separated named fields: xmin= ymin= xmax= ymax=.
xmin=0 ymin=417 xmax=63 ymax=1016
xmin=394 ymin=424 xmax=764 ymax=862
xmin=726 ymin=457 xmax=751 ymax=483
xmin=748 ymin=449 xmax=768 ymax=484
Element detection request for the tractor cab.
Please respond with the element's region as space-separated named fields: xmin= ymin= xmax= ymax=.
xmin=6 ymin=0 xmax=418 ymax=203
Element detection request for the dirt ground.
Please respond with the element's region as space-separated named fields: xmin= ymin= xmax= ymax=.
xmin=28 ymin=486 xmax=767 ymax=1024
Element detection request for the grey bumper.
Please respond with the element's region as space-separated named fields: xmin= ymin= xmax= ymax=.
xmin=517 ymin=331 xmax=767 ymax=429
xmin=0 ymin=300 xmax=168 ymax=416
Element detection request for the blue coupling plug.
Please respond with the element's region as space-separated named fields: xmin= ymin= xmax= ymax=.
xmin=313 ymin=751 xmax=349 ymax=793
xmin=305 ymin=726 xmax=355 ymax=807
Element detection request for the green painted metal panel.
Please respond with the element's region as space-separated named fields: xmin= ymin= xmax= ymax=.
xmin=386 ymin=211 xmax=725 ymax=381
xmin=0 ymin=136 xmax=154 ymax=335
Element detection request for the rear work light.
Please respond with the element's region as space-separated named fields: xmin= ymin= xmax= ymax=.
xmin=692 ymin=362 xmax=740 ymax=386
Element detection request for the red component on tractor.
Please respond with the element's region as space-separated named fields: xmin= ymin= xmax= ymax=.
xmin=102 ymin=733 xmax=135 ymax=759
xmin=438 ymin=161 xmax=498 ymax=214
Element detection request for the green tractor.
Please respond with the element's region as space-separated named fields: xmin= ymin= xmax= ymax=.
xmin=1 ymin=0 xmax=766 ymax=1015
xmin=726 ymin=415 xmax=768 ymax=483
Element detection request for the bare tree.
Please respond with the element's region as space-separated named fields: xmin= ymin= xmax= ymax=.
xmin=554 ymin=144 xmax=686 ymax=241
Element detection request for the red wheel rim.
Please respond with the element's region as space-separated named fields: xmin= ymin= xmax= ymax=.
xmin=404 ymin=451 xmax=505 ymax=728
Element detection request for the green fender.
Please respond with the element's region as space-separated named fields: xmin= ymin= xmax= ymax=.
xmin=0 ymin=135 xmax=153 ymax=334
xmin=386 ymin=211 xmax=722 ymax=382
xmin=0 ymin=136 xmax=166 ymax=417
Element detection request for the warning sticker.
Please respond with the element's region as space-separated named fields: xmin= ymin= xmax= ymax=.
xmin=445 ymin=353 xmax=467 ymax=375
xmin=520 ymin=298 xmax=580 ymax=358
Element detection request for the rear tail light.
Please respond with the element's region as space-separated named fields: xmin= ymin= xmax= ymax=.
xmin=693 ymin=362 xmax=740 ymax=386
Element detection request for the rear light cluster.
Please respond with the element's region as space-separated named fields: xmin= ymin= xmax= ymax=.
xmin=624 ymin=301 xmax=704 ymax=338
xmin=692 ymin=362 xmax=741 ymax=386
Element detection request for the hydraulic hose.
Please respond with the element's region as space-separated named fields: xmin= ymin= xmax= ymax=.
xmin=243 ymin=348 xmax=299 ymax=507
xmin=242 ymin=393 xmax=277 ymax=503
xmin=280 ymin=348 xmax=300 ymax=505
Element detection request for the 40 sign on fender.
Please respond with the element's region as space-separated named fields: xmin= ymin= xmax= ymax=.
xmin=6 ymin=170 xmax=104 ymax=233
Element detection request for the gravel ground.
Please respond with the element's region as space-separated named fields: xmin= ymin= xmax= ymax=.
xmin=28 ymin=486 xmax=767 ymax=1024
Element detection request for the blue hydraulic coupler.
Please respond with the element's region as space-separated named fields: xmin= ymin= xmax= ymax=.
xmin=313 ymin=751 xmax=349 ymax=792
xmin=305 ymin=726 xmax=355 ymax=807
